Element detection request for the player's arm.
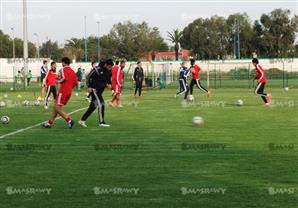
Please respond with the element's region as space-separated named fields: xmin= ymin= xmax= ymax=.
xmin=132 ymin=68 xmax=137 ymax=81
xmin=257 ymin=65 xmax=264 ymax=82
xmin=116 ymin=67 xmax=121 ymax=86
xmin=43 ymin=70 xmax=50 ymax=87
xmin=56 ymin=68 xmax=65 ymax=84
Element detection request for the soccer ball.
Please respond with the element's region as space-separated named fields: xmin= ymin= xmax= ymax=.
xmin=33 ymin=100 xmax=41 ymax=106
xmin=1 ymin=116 xmax=10 ymax=124
xmin=284 ymin=87 xmax=289 ymax=91
xmin=3 ymin=94 xmax=8 ymax=98
xmin=187 ymin=95 xmax=194 ymax=102
xmin=10 ymin=88 xmax=14 ymax=91
xmin=0 ymin=101 xmax=6 ymax=107
xmin=236 ymin=99 xmax=243 ymax=106
xmin=192 ymin=116 xmax=204 ymax=125
xmin=22 ymin=100 xmax=30 ymax=106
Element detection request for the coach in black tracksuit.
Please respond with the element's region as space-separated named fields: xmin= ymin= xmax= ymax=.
xmin=80 ymin=59 xmax=113 ymax=127
xmin=133 ymin=61 xmax=144 ymax=97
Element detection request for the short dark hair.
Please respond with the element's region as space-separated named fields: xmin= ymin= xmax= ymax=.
xmin=105 ymin=59 xmax=114 ymax=66
xmin=61 ymin=57 xmax=71 ymax=65
xmin=252 ymin=58 xmax=259 ymax=64
xmin=91 ymin=61 xmax=96 ymax=65
xmin=51 ymin=61 xmax=56 ymax=66
xmin=43 ymin=60 xmax=48 ymax=64
xmin=190 ymin=58 xmax=195 ymax=63
xmin=137 ymin=61 xmax=141 ymax=64
xmin=115 ymin=60 xmax=120 ymax=65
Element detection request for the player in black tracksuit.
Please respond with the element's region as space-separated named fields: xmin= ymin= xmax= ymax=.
xmin=133 ymin=61 xmax=144 ymax=97
xmin=79 ymin=59 xmax=114 ymax=127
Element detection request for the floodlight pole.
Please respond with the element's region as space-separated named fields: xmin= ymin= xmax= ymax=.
xmin=237 ymin=20 xmax=241 ymax=60
xmin=11 ymin=28 xmax=15 ymax=60
xmin=34 ymin=33 xmax=40 ymax=58
xmin=23 ymin=0 xmax=28 ymax=88
xmin=84 ymin=16 xmax=88 ymax=62
xmin=97 ymin=21 xmax=100 ymax=62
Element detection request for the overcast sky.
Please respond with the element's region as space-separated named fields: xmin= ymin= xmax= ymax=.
xmin=1 ymin=0 xmax=297 ymax=46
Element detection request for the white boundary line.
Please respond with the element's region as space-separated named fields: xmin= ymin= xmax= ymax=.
xmin=0 ymin=107 xmax=87 ymax=140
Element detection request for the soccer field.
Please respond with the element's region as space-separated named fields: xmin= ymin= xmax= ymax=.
xmin=0 ymin=87 xmax=297 ymax=208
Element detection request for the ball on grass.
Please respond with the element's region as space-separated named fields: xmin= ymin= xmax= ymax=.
xmin=1 ymin=116 xmax=10 ymax=124
xmin=192 ymin=116 xmax=204 ymax=125
xmin=236 ymin=99 xmax=243 ymax=106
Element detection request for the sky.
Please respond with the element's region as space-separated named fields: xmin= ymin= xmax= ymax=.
xmin=0 ymin=0 xmax=297 ymax=46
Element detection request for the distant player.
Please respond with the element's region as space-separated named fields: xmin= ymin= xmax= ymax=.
xmin=42 ymin=57 xmax=78 ymax=128
xmin=189 ymin=59 xmax=211 ymax=97
xmin=109 ymin=60 xmax=125 ymax=107
xmin=43 ymin=61 xmax=58 ymax=109
xmin=133 ymin=61 xmax=144 ymax=97
xmin=175 ymin=62 xmax=190 ymax=100
xmin=78 ymin=59 xmax=113 ymax=128
xmin=252 ymin=58 xmax=271 ymax=107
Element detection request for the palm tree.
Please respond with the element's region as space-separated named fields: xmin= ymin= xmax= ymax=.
xmin=167 ymin=29 xmax=183 ymax=61
xmin=65 ymin=38 xmax=84 ymax=61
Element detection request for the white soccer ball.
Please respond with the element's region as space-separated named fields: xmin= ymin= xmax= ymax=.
xmin=1 ymin=116 xmax=10 ymax=124
xmin=33 ymin=100 xmax=41 ymax=106
xmin=236 ymin=99 xmax=243 ymax=106
xmin=0 ymin=101 xmax=6 ymax=107
xmin=22 ymin=100 xmax=30 ymax=106
xmin=284 ymin=87 xmax=289 ymax=91
xmin=192 ymin=116 xmax=204 ymax=125
xmin=10 ymin=88 xmax=14 ymax=91
xmin=3 ymin=94 xmax=8 ymax=98
xmin=187 ymin=95 xmax=194 ymax=102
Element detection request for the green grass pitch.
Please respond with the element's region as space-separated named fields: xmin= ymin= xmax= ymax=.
xmin=0 ymin=86 xmax=297 ymax=207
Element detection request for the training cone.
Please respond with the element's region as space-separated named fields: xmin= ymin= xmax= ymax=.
xmin=17 ymin=94 xmax=22 ymax=98
xmin=37 ymin=96 xmax=43 ymax=101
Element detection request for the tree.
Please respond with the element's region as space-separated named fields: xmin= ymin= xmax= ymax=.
xmin=226 ymin=13 xmax=254 ymax=58
xmin=64 ymin=38 xmax=84 ymax=61
xmin=0 ymin=30 xmax=37 ymax=58
xmin=40 ymin=40 xmax=63 ymax=61
xmin=167 ymin=29 xmax=182 ymax=60
xmin=106 ymin=21 xmax=168 ymax=61
xmin=181 ymin=16 xmax=229 ymax=59
xmin=255 ymin=9 xmax=298 ymax=58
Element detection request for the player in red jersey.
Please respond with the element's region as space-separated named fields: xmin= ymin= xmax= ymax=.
xmin=42 ymin=57 xmax=78 ymax=128
xmin=252 ymin=58 xmax=271 ymax=107
xmin=109 ymin=60 xmax=125 ymax=107
xmin=189 ymin=59 xmax=211 ymax=98
xmin=43 ymin=61 xmax=58 ymax=109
